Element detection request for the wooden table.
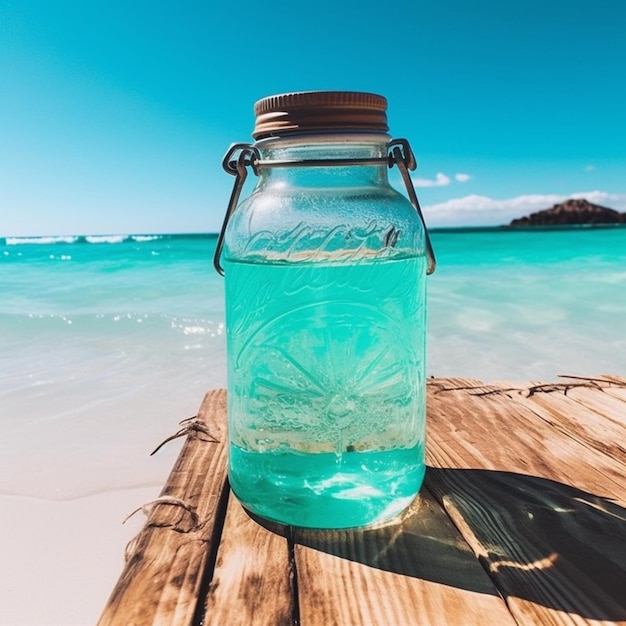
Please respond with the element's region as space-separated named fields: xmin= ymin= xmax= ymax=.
xmin=98 ymin=375 xmax=626 ymax=626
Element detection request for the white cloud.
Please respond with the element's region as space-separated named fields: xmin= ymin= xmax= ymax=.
xmin=571 ymin=190 xmax=625 ymax=208
xmin=423 ymin=191 xmax=626 ymax=227
xmin=585 ymin=165 xmax=596 ymax=171
xmin=411 ymin=172 xmax=472 ymax=187
xmin=412 ymin=172 xmax=451 ymax=187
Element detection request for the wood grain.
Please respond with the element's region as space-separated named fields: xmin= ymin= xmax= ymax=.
xmin=293 ymin=488 xmax=517 ymax=626
xmin=97 ymin=389 xmax=228 ymax=626
xmin=425 ymin=379 xmax=626 ymax=502
xmin=202 ymin=494 xmax=295 ymax=626
xmin=522 ymin=388 xmax=626 ymax=465
xmin=425 ymin=380 xmax=626 ymax=625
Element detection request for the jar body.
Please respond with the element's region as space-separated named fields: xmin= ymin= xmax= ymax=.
xmin=223 ymin=135 xmax=427 ymax=528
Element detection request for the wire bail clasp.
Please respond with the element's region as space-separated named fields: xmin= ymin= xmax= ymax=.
xmin=388 ymin=139 xmax=436 ymax=275
xmin=213 ymin=139 xmax=436 ymax=276
xmin=213 ymin=143 xmax=260 ymax=276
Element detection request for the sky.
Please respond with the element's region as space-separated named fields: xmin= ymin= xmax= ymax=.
xmin=1 ymin=0 xmax=625 ymax=236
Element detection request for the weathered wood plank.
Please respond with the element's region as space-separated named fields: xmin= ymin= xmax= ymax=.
xmin=425 ymin=381 xmax=626 ymax=626
xmin=518 ymin=388 xmax=626 ymax=465
xmin=563 ymin=386 xmax=626 ymax=427
xmin=428 ymin=468 xmax=626 ymax=626
xmin=425 ymin=380 xmax=626 ymax=503
xmin=293 ymin=488 xmax=516 ymax=626
xmin=98 ymin=389 xmax=228 ymax=626
xmin=602 ymin=373 xmax=626 ymax=401
xmin=201 ymin=493 xmax=295 ymax=626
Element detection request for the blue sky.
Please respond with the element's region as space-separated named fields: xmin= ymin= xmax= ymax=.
xmin=1 ymin=0 xmax=625 ymax=235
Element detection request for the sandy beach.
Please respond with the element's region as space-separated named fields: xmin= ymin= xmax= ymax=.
xmin=0 ymin=486 xmax=160 ymax=626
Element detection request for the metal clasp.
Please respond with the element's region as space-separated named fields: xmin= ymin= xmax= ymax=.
xmin=213 ymin=143 xmax=260 ymax=276
xmin=388 ymin=139 xmax=436 ymax=275
xmin=213 ymin=139 xmax=436 ymax=275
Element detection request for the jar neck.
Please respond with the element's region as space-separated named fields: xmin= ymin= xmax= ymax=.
xmin=254 ymin=133 xmax=392 ymax=188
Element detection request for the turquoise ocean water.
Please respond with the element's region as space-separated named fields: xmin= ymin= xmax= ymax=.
xmin=1 ymin=228 xmax=625 ymax=501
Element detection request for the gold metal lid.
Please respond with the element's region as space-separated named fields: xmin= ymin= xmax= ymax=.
xmin=252 ymin=91 xmax=389 ymax=140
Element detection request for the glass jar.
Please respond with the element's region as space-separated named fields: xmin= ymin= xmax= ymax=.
xmin=215 ymin=91 xmax=435 ymax=529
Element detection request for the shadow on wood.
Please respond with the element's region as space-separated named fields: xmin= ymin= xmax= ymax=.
xmin=244 ymin=467 xmax=626 ymax=622
xmin=427 ymin=468 xmax=626 ymax=622
xmin=288 ymin=486 xmax=500 ymax=597
xmin=244 ymin=466 xmax=626 ymax=621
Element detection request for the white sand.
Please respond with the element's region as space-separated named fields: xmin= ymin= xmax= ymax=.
xmin=0 ymin=486 xmax=160 ymax=626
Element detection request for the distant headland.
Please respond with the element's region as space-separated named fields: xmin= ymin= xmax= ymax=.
xmin=507 ymin=198 xmax=626 ymax=227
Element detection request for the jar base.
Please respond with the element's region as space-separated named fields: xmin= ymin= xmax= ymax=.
xmin=228 ymin=444 xmax=425 ymax=529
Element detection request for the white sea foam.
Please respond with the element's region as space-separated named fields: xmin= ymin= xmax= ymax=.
xmin=85 ymin=234 xmax=129 ymax=244
xmin=5 ymin=235 xmax=79 ymax=245
xmin=131 ymin=234 xmax=162 ymax=242
xmin=2 ymin=234 xmax=165 ymax=246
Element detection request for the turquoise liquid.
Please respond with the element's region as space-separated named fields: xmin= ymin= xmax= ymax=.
xmin=224 ymin=255 xmax=427 ymax=528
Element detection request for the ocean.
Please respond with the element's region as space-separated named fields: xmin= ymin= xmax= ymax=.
xmin=2 ymin=228 xmax=626 ymax=504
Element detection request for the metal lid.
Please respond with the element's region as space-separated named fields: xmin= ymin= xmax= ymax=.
xmin=252 ymin=91 xmax=389 ymax=140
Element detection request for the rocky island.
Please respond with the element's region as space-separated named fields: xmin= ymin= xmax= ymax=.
xmin=508 ymin=198 xmax=626 ymax=227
